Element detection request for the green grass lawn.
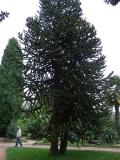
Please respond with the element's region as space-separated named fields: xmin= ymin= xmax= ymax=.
xmin=6 ymin=147 xmax=120 ymax=160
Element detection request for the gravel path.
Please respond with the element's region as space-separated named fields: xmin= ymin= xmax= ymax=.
xmin=0 ymin=147 xmax=5 ymax=160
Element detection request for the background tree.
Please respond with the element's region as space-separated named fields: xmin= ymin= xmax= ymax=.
xmin=107 ymin=75 xmax=120 ymax=133
xmin=19 ymin=0 xmax=111 ymax=154
xmin=0 ymin=37 xmax=23 ymax=137
xmin=0 ymin=11 xmax=9 ymax=22
xmin=105 ymin=0 xmax=120 ymax=5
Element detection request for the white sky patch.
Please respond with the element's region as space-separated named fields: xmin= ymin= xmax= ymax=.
xmin=81 ymin=0 xmax=120 ymax=76
xmin=0 ymin=0 xmax=39 ymax=60
xmin=0 ymin=0 xmax=120 ymax=76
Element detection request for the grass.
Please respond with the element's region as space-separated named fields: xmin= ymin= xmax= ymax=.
xmin=6 ymin=147 xmax=120 ymax=160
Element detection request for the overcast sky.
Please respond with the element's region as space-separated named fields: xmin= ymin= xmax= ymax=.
xmin=0 ymin=0 xmax=120 ymax=76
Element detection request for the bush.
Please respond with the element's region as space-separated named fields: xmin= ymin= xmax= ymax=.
xmin=6 ymin=121 xmax=18 ymax=138
xmin=24 ymin=119 xmax=44 ymax=139
xmin=101 ymin=127 xmax=119 ymax=144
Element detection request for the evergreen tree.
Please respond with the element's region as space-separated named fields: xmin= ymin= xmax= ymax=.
xmin=0 ymin=37 xmax=23 ymax=136
xmin=19 ymin=0 xmax=111 ymax=154
xmin=105 ymin=0 xmax=120 ymax=5
xmin=107 ymin=75 xmax=120 ymax=132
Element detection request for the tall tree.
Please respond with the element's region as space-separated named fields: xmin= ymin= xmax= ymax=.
xmin=107 ymin=75 xmax=120 ymax=132
xmin=19 ymin=0 xmax=111 ymax=154
xmin=0 ymin=37 xmax=23 ymax=136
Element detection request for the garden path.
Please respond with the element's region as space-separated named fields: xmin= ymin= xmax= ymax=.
xmin=0 ymin=147 xmax=5 ymax=160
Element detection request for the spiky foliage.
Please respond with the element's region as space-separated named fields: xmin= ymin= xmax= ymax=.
xmin=105 ymin=0 xmax=120 ymax=5
xmin=19 ymin=0 xmax=111 ymax=154
xmin=0 ymin=11 xmax=9 ymax=22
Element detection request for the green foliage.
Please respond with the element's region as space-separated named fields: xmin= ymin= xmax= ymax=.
xmin=96 ymin=116 xmax=120 ymax=144
xmin=1 ymin=38 xmax=23 ymax=111
xmin=106 ymin=75 xmax=120 ymax=133
xmin=24 ymin=119 xmax=42 ymax=139
xmin=19 ymin=0 xmax=112 ymax=153
xmin=6 ymin=148 xmax=120 ymax=160
xmin=101 ymin=127 xmax=119 ymax=144
xmin=24 ymin=115 xmax=49 ymax=140
xmin=108 ymin=75 xmax=120 ymax=100
xmin=6 ymin=121 xmax=18 ymax=138
xmin=0 ymin=37 xmax=23 ymax=137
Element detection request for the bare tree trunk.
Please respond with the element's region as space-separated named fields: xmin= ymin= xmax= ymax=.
xmin=50 ymin=122 xmax=59 ymax=154
xmin=49 ymin=96 xmax=59 ymax=155
xmin=115 ymin=98 xmax=119 ymax=132
xmin=59 ymin=131 xmax=68 ymax=154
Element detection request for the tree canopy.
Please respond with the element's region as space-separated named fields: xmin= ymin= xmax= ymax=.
xmin=0 ymin=37 xmax=23 ymax=136
xmin=19 ymin=0 xmax=112 ymax=154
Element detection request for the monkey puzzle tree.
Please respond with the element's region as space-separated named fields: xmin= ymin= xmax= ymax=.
xmin=19 ymin=0 xmax=111 ymax=154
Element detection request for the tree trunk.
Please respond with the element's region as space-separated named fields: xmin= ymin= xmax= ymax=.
xmin=115 ymin=98 xmax=119 ymax=131
xmin=49 ymin=96 xmax=59 ymax=155
xmin=50 ymin=123 xmax=59 ymax=154
xmin=59 ymin=131 xmax=68 ymax=154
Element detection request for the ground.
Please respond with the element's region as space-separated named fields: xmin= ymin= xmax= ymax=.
xmin=0 ymin=147 xmax=5 ymax=160
xmin=1 ymin=142 xmax=120 ymax=160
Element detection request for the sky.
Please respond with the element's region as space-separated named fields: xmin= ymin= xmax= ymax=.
xmin=81 ymin=0 xmax=120 ymax=76
xmin=0 ymin=0 xmax=120 ymax=76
